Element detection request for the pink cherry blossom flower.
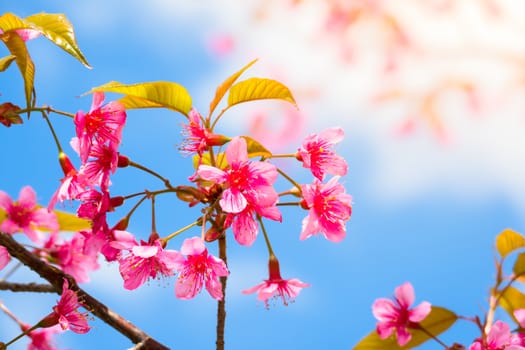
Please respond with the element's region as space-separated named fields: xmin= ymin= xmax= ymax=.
xmin=469 ymin=320 xmax=525 ymax=350
xmin=0 ymin=186 xmax=58 ymax=243
xmin=74 ymin=92 xmax=126 ymax=164
xmin=48 ymin=152 xmax=90 ymax=210
xmin=0 ymin=245 xmax=10 ymax=271
xmin=21 ymin=323 xmax=61 ymax=350
xmin=180 ymin=108 xmax=228 ymax=156
xmin=300 ymin=176 xmax=352 ymax=242
xmin=40 ymin=232 xmax=100 ymax=283
xmin=372 ymin=282 xmax=431 ymax=346
xmin=197 ymin=136 xmax=280 ymax=214
xmin=225 ymin=204 xmax=282 ymax=246
xmin=116 ymin=238 xmax=181 ymax=290
xmin=40 ymin=279 xmax=90 ymax=334
xmin=296 ymin=127 xmax=348 ymax=181
xmin=242 ymin=255 xmax=309 ymax=308
xmin=173 ymin=237 xmax=229 ymax=300
xmin=78 ymin=141 xmax=119 ymax=191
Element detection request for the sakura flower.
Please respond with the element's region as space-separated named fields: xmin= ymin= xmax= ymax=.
xmin=469 ymin=320 xmax=525 ymax=350
xmin=78 ymin=140 xmax=119 ymax=191
xmin=225 ymin=203 xmax=282 ymax=246
xmin=74 ymin=92 xmax=126 ymax=164
xmin=116 ymin=238 xmax=181 ymax=290
xmin=173 ymin=236 xmax=229 ymax=300
xmin=40 ymin=279 xmax=90 ymax=334
xmin=0 ymin=245 xmax=10 ymax=271
xmin=21 ymin=323 xmax=61 ymax=350
xmin=48 ymin=152 xmax=89 ymax=210
xmin=372 ymin=282 xmax=431 ymax=346
xmin=296 ymin=127 xmax=348 ymax=181
xmin=242 ymin=255 xmax=309 ymax=308
xmin=41 ymin=232 xmax=100 ymax=283
xmin=197 ymin=136 xmax=280 ymax=214
xmin=180 ymin=108 xmax=228 ymax=156
xmin=0 ymin=186 xmax=58 ymax=243
xmin=300 ymin=176 xmax=352 ymax=242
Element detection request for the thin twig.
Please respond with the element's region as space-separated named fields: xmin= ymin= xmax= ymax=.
xmin=0 ymin=281 xmax=56 ymax=293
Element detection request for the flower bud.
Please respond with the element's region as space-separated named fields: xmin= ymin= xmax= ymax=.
xmin=58 ymin=152 xmax=76 ymax=176
xmin=109 ymin=196 xmax=125 ymax=208
xmin=0 ymin=102 xmax=22 ymax=127
xmin=204 ymin=227 xmax=221 ymax=242
xmin=117 ymin=154 xmax=130 ymax=168
xmin=111 ymin=216 xmax=129 ymax=231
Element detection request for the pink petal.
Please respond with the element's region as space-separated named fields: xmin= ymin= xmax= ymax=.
xmin=232 ymin=211 xmax=258 ymax=246
xmin=319 ymin=127 xmax=344 ymax=144
xmin=372 ymin=298 xmax=397 ymax=321
xmin=132 ymin=245 xmax=159 ymax=258
xmin=394 ymin=282 xmax=415 ymax=308
xmin=241 ymin=281 xmax=266 ymax=295
xmin=409 ymin=301 xmax=431 ymax=322
xmin=18 ymin=186 xmax=37 ymax=208
xmin=396 ymin=326 xmax=412 ymax=346
xmin=0 ymin=190 xmax=12 ymax=209
xmin=300 ymin=211 xmax=320 ymax=240
xmin=197 ymin=165 xmax=227 ymax=183
xmin=285 ymin=279 xmax=310 ymax=298
xmin=205 ymin=274 xmax=224 ymax=300
xmin=175 ymin=273 xmax=202 ymax=299
xmin=180 ymin=236 xmax=206 ymax=256
xmin=514 ymin=309 xmax=525 ymax=328
xmin=90 ymin=92 xmax=105 ymax=111
xmin=376 ymin=322 xmax=394 ymax=339
xmin=226 ymin=137 xmax=248 ymax=164
xmin=0 ymin=246 xmax=10 ymax=270
xmin=220 ymin=189 xmax=247 ymax=214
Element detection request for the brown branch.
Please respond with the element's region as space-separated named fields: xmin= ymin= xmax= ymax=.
xmin=0 ymin=232 xmax=170 ymax=350
xmin=215 ymin=236 xmax=227 ymax=350
xmin=0 ymin=281 xmax=56 ymax=293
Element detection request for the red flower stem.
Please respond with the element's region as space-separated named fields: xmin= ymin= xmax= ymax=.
xmin=161 ymin=219 xmax=202 ymax=243
xmin=269 ymin=153 xmax=297 ymax=158
xmin=3 ymin=322 xmax=40 ymax=348
xmin=257 ymin=216 xmax=275 ymax=257
xmin=276 ymin=202 xmax=302 ymax=206
xmin=416 ymin=325 xmax=449 ymax=349
xmin=128 ymin=160 xmax=173 ymax=189
xmin=15 ymin=106 xmax=75 ymax=119
xmin=276 ymin=167 xmax=302 ymax=195
xmin=41 ymin=111 xmax=64 ymax=153
xmin=0 ymin=232 xmax=169 ymax=350
xmin=150 ymin=195 xmax=157 ymax=234
xmin=216 ymin=235 xmax=227 ymax=350
xmin=210 ymin=107 xmax=229 ymax=131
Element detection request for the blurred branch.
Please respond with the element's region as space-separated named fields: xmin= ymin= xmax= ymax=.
xmin=0 ymin=232 xmax=170 ymax=350
xmin=0 ymin=281 xmax=56 ymax=293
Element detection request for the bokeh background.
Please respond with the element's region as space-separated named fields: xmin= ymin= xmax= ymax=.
xmin=2 ymin=1 xmax=525 ymax=349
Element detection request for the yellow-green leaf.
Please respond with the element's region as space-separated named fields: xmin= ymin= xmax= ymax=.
xmin=353 ymin=306 xmax=457 ymax=350
xmin=241 ymin=136 xmax=272 ymax=159
xmin=227 ymin=78 xmax=297 ymax=108
xmin=496 ymin=228 xmax=525 ymax=259
xmin=500 ymin=286 xmax=525 ymax=319
xmin=192 ymin=152 xmax=228 ymax=170
xmin=0 ymin=207 xmax=6 ymax=224
xmin=0 ymin=55 xmax=16 ymax=72
xmin=25 ymin=13 xmax=90 ymax=68
xmin=1 ymin=32 xmax=35 ymax=110
xmin=0 ymin=13 xmax=29 ymax=32
xmin=514 ymin=252 xmax=525 ymax=277
xmin=53 ymin=210 xmax=91 ymax=232
xmin=88 ymin=81 xmax=192 ymax=116
xmin=209 ymin=59 xmax=257 ymax=117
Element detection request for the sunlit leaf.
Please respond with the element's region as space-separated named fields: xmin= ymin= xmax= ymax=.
xmin=514 ymin=252 xmax=525 ymax=277
xmin=192 ymin=152 xmax=228 ymax=170
xmin=353 ymin=306 xmax=457 ymax=350
xmin=25 ymin=13 xmax=90 ymax=68
xmin=53 ymin=210 xmax=91 ymax=232
xmin=209 ymin=59 xmax=257 ymax=117
xmin=0 ymin=55 xmax=16 ymax=72
xmin=0 ymin=207 xmax=6 ymax=224
xmin=227 ymin=78 xmax=297 ymax=108
xmin=241 ymin=136 xmax=272 ymax=159
xmin=0 ymin=12 xmax=90 ymax=68
xmin=500 ymin=286 xmax=525 ymax=319
xmin=88 ymin=81 xmax=192 ymax=116
xmin=496 ymin=228 xmax=525 ymax=259
xmin=1 ymin=32 xmax=35 ymax=109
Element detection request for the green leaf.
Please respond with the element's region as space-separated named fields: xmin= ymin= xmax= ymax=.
xmin=241 ymin=136 xmax=272 ymax=159
xmin=353 ymin=306 xmax=457 ymax=350
xmin=500 ymin=286 xmax=525 ymax=319
xmin=209 ymin=59 xmax=257 ymax=117
xmin=25 ymin=13 xmax=91 ymax=68
xmin=227 ymin=78 xmax=297 ymax=108
xmin=1 ymin=32 xmax=35 ymax=110
xmin=514 ymin=252 xmax=525 ymax=277
xmin=0 ymin=13 xmax=28 ymax=32
xmin=88 ymin=81 xmax=192 ymax=116
xmin=0 ymin=55 xmax=16 ymax=72
xmin=53 ymin=210 xmax=91 ymax=232
xmin=496 ymin=228 xmax=525 ymax=259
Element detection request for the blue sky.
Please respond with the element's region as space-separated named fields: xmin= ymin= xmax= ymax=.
xmin=2 ymin=1 xmax=525 ymax=349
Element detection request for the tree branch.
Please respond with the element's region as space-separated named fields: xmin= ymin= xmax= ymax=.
xmin=0 ymin=281 xmax=56 ymax=293
xmin=0 ymin=232 xmax=170 ymax=350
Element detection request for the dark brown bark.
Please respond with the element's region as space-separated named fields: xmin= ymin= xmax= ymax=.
xmin=215 ymin=236 xmax=227 ymax=350
xmin=0 ymin=232 xmax=170 ymax=350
